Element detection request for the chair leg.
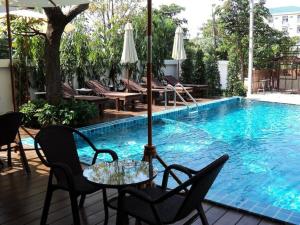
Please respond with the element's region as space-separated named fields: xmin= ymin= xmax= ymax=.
xmin=69 ymin=192 xmax=81 ymax=225
xmin=7 ymin=144 xmax=12 ymax=167
xmin=102 ymin=189 xmax=109 ymax=225
xmin=79 ymin=194 xmax=86 ymax=208
xmin=18 ymin=140 xmax=31 ymax=174
xmin=40 ymin=187 xmax=53 ymax=225
xmin=197 ymin=205 xmax=209 ymax=225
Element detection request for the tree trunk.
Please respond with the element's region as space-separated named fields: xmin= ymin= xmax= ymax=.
xmin=44 ymin=10 xmax=65 ymax=105
xmin=43 ymin=4 xmax=89 ymax=105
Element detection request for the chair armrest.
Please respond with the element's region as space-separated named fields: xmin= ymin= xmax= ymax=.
xmin=119 ymin=187 xmax=153 ymax=203
xmin=92 ymin=149 xmax=118 ymax=164
xmin=48 ymin=162 xmax=75 ymax=189
xmin=162 ymin=164 xmax=197 ymax=189
xmin=71 ymin=129 xmax=118 ymax=165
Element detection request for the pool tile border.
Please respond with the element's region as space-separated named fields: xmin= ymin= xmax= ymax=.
xmin=206 ymin=191 xmax=300 ymax=225
xmin=76 ymin=97 xmax=241 ymax=139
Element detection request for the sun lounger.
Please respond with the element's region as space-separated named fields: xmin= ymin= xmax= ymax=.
xmin=62 ymin=83 xmax=110 ymax=116
xmin=164 ymin=75 xmax=209 ymax=97
xmin=86 ymin=80 xmax=142 ymax=111
xmin=141 ymin=76 xmax=194 ymax=94
xmin=121 ymin=78 xmax=173 ymax=105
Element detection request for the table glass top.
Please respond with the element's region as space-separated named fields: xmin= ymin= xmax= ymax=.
xmin=83 ymin=160 xmax=157 ymax=186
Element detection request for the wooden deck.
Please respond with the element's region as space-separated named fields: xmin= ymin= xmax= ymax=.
xmin=0 ymin=151 xmax=283 ymax=225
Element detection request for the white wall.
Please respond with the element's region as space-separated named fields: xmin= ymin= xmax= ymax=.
xmin=162 ymin=60 xmax=179 ymax=78
xmin=218 ymin=60 xmax=228 ymax=90
xmin=0 ymin=59 xmax=13 ymax=114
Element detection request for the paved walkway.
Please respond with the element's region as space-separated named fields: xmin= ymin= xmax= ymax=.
xmin=248 ymin=92 xmax=300 ymax=105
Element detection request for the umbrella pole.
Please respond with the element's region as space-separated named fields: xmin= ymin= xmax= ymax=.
xmin=5 ymin=0 xmax=16 ymax=111
xmin=144 ymin=0 xmax=156 ymax=163
xmin=177 ymin=60 xmax=180 ymax=79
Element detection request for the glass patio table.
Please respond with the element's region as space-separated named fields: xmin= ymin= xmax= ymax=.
xmin=83 ymin=160 xmax=157 ymax=225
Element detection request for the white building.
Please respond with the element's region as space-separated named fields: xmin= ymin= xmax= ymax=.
xmin=267 ymin=6 xmax=300 ymax=37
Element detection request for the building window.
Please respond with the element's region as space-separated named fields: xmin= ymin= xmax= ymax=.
xmin=275 ymin=16 xmax=279 ymax=20
xmin=298 ymin=15 xmax=300 ymax=23
xmin=297 ymin=26 xmax=300 ymax=33
xmin=282 ymin=16 xmax=288 ymax=24
xmin=282 ymin=26 xmax=288 ymax=33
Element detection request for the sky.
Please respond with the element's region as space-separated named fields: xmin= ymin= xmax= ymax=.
xmin=152 ymin=0 xmax=300 ymax=38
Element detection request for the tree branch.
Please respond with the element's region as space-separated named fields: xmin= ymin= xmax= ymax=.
xmin=65 ymin=4 xmax=89 ymax=23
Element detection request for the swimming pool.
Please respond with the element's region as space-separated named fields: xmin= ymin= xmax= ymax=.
xmin=28 ymin=98 xmax=300 ymax=224
xmin=77 ymin=98 xmax=300 ymax=224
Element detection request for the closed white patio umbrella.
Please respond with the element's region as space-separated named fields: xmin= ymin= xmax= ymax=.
xmin=172 ymin=26 xmax=186 ymax=79
xmin=121 ymin=23 xmax=138 ymax=64
xmin=121 ymin=22 xmax=138 ymax=87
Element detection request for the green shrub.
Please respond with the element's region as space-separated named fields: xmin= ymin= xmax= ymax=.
xmin=225 ymin=56 xmax=247 ymax=97
xmin=20 ymin=99 xmax=98 ymax=128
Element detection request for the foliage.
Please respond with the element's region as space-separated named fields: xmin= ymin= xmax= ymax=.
xmin=216 ymin=0 xmax=295 ymax=79
xmin=193 ymin=48 xmax=206 ymax=84
xmin=133 ymin=4 xmax=187 ymax=79
xmin=20 ymin=99 xmax=97 ymax=128
xmin=61 ymin=16 xmax=91 ymax=87
xmin=225 ymin=55 xmax=247 ymax=96
xmin=0 ymin=37 xmax=9 ymax=59
xmin=180 ymin=41 xmax=206 ymax=85
xmin=10 ymin=17 xmax=46 ymax=106
xmin=85 ymin=0 xmax=143 ymax=88
xmin=180 ymin=42 xmax=195 ymax=84
xmin=204 ymin=47 xmax=221 ymax=96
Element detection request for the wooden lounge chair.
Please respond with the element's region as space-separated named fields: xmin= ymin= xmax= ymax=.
xmin=164 ymin=75 xmax=209 ymax=97
xmin=35 ymin=125 xmax=118 ymax=225
xmin=141 ymin=76 xmax=194 ymax=94
xmin=86 ymin=80 xmax=142 ymax=111
xmin=62 ymin=83 xmax=110 ymax=116
xmin=117 ymin=154 xmax=229 ymax=225
xmin=121 ymin=78 xmax=173 ymax=105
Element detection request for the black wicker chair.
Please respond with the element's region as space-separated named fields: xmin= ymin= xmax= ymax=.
xmin=117 ymin=154 xmax=229 ymax=225
xmin=0 ymin=112 xmax=30 ymax=174
xmin=34 ymin=125 xmax=118 ymax=225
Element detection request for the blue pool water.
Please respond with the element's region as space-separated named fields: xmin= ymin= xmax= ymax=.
xmin=77 ymin=99 xmax=300 ymax=224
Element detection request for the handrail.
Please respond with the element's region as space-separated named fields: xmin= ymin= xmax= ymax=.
xmin=175 ymin=83 xmax=199 ymax=110
xmin=166 ymin=84 xmax=190 ymax=109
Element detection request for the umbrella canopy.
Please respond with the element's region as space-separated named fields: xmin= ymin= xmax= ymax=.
xmin=121 ymin=22 xmax=138 ymax=64
xmin=0 ymin=0 xmax=89 ymax=7
xmin=0 ymin=9 xmax=46 ymax=19
xmin=0 ymin=9 xmax=75 ymax=33
xmin=172 ymin=26 xmax=186 ymax=61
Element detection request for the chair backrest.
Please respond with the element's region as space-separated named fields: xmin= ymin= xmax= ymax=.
xmin=164 ymin=75 xmax=179 ymax=86
xmin=141 ymin=77 xmax=164 ymax=89
xmin=35 ymin=125 xmax=83 ymax=181
xmin=0 ymin=112 xmax=23 ymax=146
xmin=86 ymin=80 xmax=109 ymax=95
xmin=174 ymin=154 xmax=229 ymax=221
xmin=62 ymin=83 xmax=77 ymax=97
xmin=121 ymin=78 xmax=143 ymax=92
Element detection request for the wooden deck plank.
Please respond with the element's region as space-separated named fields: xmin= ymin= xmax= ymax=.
xmin=236 ymin=214 xmax=262 ymax=225
xmin=213 ymin=210 xmax=243 ymax=225
xmin=259 ymin=220 xmax=284 ymax=225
